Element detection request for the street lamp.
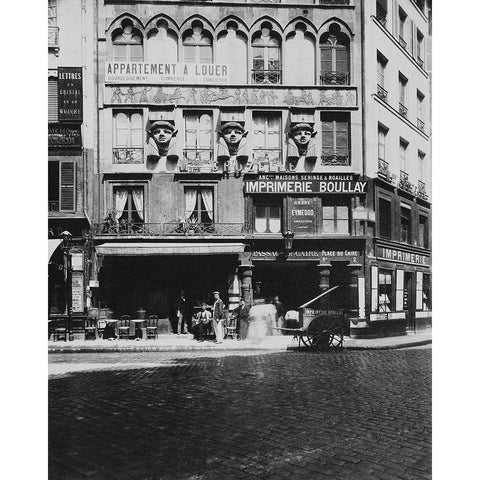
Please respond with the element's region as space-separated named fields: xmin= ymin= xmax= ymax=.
xmin=60 ymin=231 xmax=72 ymax=323
xmin=283 ymin=230 xmax=295 ymax=257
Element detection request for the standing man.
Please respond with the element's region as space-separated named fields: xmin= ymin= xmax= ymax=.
xmin=273 ymin=295 xmax=285 ymax=331
xmin=175 ymin=290 xmax=188 ymax=334
xmin=212 ymin=291 xmax=225 ymax=344
xmin=235 ymin=299 xmax=251 ymax=340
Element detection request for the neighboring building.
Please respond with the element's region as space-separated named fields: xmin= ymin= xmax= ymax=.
xmin=355 ymin=0 xmax=432 ymax=336
xmin=83 ymin=0 xmax=431 ymax=337
xmin=48 ymin=0 xmax=96 ymax=320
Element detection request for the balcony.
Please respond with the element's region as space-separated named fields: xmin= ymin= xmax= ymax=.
xmin=399 ymin=103 xmax=408 ymax=118
xmin=321 ymin=149 xmax=350 ymax=166
xmin=377 ymin=159 xmax=396 ymax=184
xmin=252 ymin=149 xmax=283 ymax=172
xmin=399 ymin=170 xmax=414 ymax=193
xmin=113 ymin=147 xmax=144 ymax=164
xmin=417 ymin=180 xmax=428 ymax=201
xmin=48 ymin=26 xmax=59 ymax=49
xmin=48 ymin=201 xmax=59 ymax=212
xmin=92 ymin=221 xmax=244 ymax=237
xmin=377 ymin=84 xmax=388 ymax=102
xmin=319 ymin=0 xmax=349 ymax=4
xmin=376 ymin=14 xmax=387 ymax=27
xmin=252 ymin=69 xmax=281 ymax=85
xmin=398 ymin=36 xmax=407 ymax=50
xmin=180 ymin=149 xmax=216 ymax=173
xmin=417 ymin=57 xmax=425 ymax=69
xmin=417 ymin=118 xmax=425 ymax=132
xmin=319 ymin=71 xmax=349 ymax=86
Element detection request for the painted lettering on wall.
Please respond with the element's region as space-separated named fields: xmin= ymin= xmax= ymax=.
xmin=58 ymin=67 xmax=83 ymax=121
xmin=376 ymin=246 xmax=430 ymax=266
xmin=245 ymin=180 xmax=367 ymax=194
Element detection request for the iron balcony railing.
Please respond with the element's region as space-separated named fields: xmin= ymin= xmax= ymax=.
xmin=252 ymin=149 xmax=283 ymax=172
xmin=376 ymin=14 xmax=387 ymax=27
xmin=399 ymin=103 xmax=408 ymax=118
xmin=398 ymin=36 xmax=407 ymax=49
xmin=92 ymin=222 xmax=245 ymax=237
xmin=319 ymin=71 xmax=350 ymax=86
xmin=181 ymin=149 xmax=216 ymax=173
xmin=319 ymin=0 xmax=349 ymax=4
xmin=48 ymin=26 xmax=59 ymax=48
xmin=417 ymin=118 xmax=425 ymax=132
xmin=252 ymin=69 xmax=281 ymax=85
xmin=112 ymin=147 xmax=144 ymax=164
xmin=48 ymin=201 xmax=59 ymax=212
xmin=377 ymin=84 xmax=388 ymax=102
xmin=378 ymin=159 xmax=397 ymax=184
xmin=417 ymin=180 xmax=428 ymax=200
xmin=321 ymin=149 xmax=350 ymax=166
xmin=399 ymin=170 xmax=414 ymax=193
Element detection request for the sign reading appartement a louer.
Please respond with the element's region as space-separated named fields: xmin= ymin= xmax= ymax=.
xmin=105 ymin=62 xmax=230 ymax=84
xmin=58 ymin=67 xmax=83 ymax=121
xmin=376 ymin=245 xmax=430 ymax=266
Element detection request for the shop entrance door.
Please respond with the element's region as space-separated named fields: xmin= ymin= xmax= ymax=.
xmin=403 ymin=272 xmax=415 ymax=331
xmin=329 ymin=262 xmax=350 ymax=311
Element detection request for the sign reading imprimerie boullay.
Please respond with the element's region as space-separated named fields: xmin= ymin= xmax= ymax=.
xmin=245 ymin=174 xmax=367 ymax=194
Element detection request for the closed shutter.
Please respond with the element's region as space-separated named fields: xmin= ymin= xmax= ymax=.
xmin=60 ymin=161 xmax=76 ymax=212
xmin=48 ymin=77 xmax=58 ymax=122
xmin=378 ymin=198 xmax=392 ymax=239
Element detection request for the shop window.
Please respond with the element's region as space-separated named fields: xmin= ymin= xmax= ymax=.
xmin=422 ymin=274 xmax=431 ymax=310
xmin=419 ymin=214 xmax=429 ymax=248
xmin=183 ymin=112 xmax=214 ymax=171
xmin=321 ymin=198 xmax=349 ymax=234
xmin=321 ymin=113 xmax=350 ymax=165
xmin=113 ymin=111 xmax=144 ymax=163
xmin=378 ymin=269 xmax=393 ymax=312
xmin=49 ymin=161 xmax=76 ymax=213
xmin=400 ymin=205 xmax=411 ymax=243
xmin=320 ymin=23 xmax=350 ymax=85
xmin=252 ymin=23 xmax=281 ymax=84
xmin=252 ymin=112 xmax=282 ymax=171
xmin=183 ymin=21 xmax=213 ymax=64
xmin=185 ymin=187 xmax=214 ymax=224
xmin=378 ymin=197 xmax=392 ymax=239
xmin=113 ymin=186 xmax=144 ymax=229
xmin=254 ymin=199 xmax=282 ymax=234
xmin=112 ymin=20 xmax=143 ymax=62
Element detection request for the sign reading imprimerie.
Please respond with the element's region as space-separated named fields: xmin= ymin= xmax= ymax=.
xmin=105 ymin=62 xmax=230 ymax=84
xmin=245 ymin=174 xmax=367 ymax=194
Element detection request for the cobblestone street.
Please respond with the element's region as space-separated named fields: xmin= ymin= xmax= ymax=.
xmin=49 ymin=348 xmax=431 ymax=480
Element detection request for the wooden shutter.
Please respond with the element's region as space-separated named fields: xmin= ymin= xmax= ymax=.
xmin=378 ymin=198 xmax=392 ymax=239
xmin=60 ymin=161 xmax=76 ymax=212
xmin=396 ymin=270 xmax=404 ymax=312
xmin=48 ymin=77 xmax=58 ymax=122
xmin=392 ymin=0 xmax=399 ymax=38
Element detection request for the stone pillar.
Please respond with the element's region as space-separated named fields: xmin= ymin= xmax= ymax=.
xmin=239 ymin=265 xmax=254 ymax=306
xmin=317 ymin=264 xmax=331 ymax=309
xmin=347 ymin=265 xmax=361 ymax=317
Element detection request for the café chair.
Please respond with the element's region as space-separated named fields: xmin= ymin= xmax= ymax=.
xmin=225 ymin=315 xmax=237 ymax=340
xmin=84 ymin=318 xmax=97 ymax=341
xmin=53 ymin=319 xmax=72 ymax=342
xmin=146 ymin=315 xmax=159 ymax=340
xmin=118 ymin=315 xmax=131 ymax=340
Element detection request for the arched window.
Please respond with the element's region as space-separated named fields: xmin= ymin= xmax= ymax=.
xmin=183 ymin=21 xmax=213 ymax=64
xmin=146 ymin=20 xmax=178 ymax=63
xmin=320 ymin=24 xmax=350 ymax=85
xmin=217 ymin=21 xmax=247 ymax=83
xmin=112 ymin=19 xmax=143 ymax=62
xmin=284 ymin=23 xmax=315 ymax=85
xmin=252 ymin=23 xmax=281 ymax=84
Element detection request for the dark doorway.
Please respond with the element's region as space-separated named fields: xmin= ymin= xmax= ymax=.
xmin=404 ymin=271 xmax=416 ymax=331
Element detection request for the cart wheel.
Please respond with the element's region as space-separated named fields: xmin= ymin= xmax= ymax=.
xmin=307 ymin=316 xmax=344 ymax=350
xmin=328 ymin=333 xmax=344 ymax=348
xmin=301 ymin=333 xmax=313 ymax=347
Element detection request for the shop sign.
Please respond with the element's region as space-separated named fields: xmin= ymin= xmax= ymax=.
xmin=303 ymin=309 xmax=344 ymax=316
xmin=376 ymin=245 xmax=430 ymax=266
xmin=245 ymin=173 xmax=367 ymax=195
xmin=289 ymin=198 xmax=316 ymax=234
xmin=252 ymin=250 xmax=319 ymax=261
xmin=105 ymin=62 xmax=230 ymax=84
xmin=320 ymin=250 xmax=361 ymax=263
xmin=58 ymin=67 xmax=83 ymax=121
xmin=71 ymin=272 xmax=84 ymax=313
xmin=48 ymin=124 xmax=82 ymax=148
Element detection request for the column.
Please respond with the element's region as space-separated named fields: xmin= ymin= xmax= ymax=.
xmin=317 ymin=264 xmax=331 ymax=309
xmin=347 ymin=265 xmax=361 ymax=317
xmin=239 ymin=265 xmax=254 ymax=305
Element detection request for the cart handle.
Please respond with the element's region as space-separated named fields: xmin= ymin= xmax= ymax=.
xmin=298 ymin=285 xmax=340 ymax=309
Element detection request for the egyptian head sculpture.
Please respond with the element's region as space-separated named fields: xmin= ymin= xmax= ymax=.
xmin=147 ymin=120 xmax=177 ymax=157
xmin=217 ymin=121 xmax=249 ymax=173
xmin=287 ymin=122 xmax=318 ymax=171
xmin=219 ymin=122 xmax=248 ymax=156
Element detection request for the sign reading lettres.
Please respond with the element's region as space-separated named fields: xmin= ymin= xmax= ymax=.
xmin=58 ymin=67 xmax=83 ymax=121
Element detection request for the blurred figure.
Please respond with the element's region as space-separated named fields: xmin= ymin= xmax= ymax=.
xmin=175 ymin=290 xmax=188 ymax=334
xmin=235 ymin=299 xmax=250 ymax=340
xmin=273 ymin=295 xmax=284 ymax=332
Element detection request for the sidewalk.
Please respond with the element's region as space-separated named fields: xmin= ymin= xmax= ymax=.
xmin=48 ymin=330 xmax=431 ymax=353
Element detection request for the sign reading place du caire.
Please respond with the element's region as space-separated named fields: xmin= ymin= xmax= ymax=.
xmin=245 ymin=173 xmax=368 ymax=195
xmin=105 ymin=62 xmax=230 ymax=84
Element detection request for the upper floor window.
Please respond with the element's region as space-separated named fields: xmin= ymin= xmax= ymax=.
xmin=252 ymin=112 xmax=282 ymax=171
xmin=418 ymin=150 xmax=426 ymax=181
xmin=254 ymin=198 xmax=281 ymax=234
xmin=398 ymin=7 xmax=407 ymax=48
xmin=146 ymin=20 xmax=178 ymax=63
xmin=321 ymin=113 xmax=350 ymax=166
xmin=320 ymin=23 xmax=350 ymax=85
xmin=376 ymin=0 xmax=388 ymax=26
xmin=185 ymin=187 xmax=214 ymax=224
xmin=400 ymin=139 xmax=408 ymax=172
xmin=252 ymin=23 xmax=281 ymax=84
xmin=416 ymin=29 xmax=425 ymax=65
xmin=285 ymin=23 xmax=315 ymax=85
xmin=183 ymin=21 xmax=213 ymax=64
xmin=417 ymin=90 xmax=425 ymax=124
xmin=400 ymin=205 xmax=411 ymax=243
xmin=217 ymin=21 xmax=247 ymax=83
xmin=377 ymin=52 xmax=388 ymax=101
xmin=112 ymin=20 xmax=143 ymax=62
xmin=321 ymin=197 xmax=349 ymax=235
xmin=378 ymin=197 xmax=392 ymax=239
xmin=183 ymin=112 xmax=214 ymax=171
xmin=399 ymin=73 xmax=408 ymax=118
xmin=378 ymin=125 xmax=387 ymax=162
xmin=48 ymin=161 xmax=76 ymax=213
xmin=113 ymin=186 xmax=144 ymax=228
xmin=48 ymin=74 xmax=58 ymax=122
xmin=419 ymin=214 xmax=429 ymax=249
xmin=48 ymin=0 xmax=57 ymax=26
xmin=113 ymin=111 xmax=144 ymax=164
